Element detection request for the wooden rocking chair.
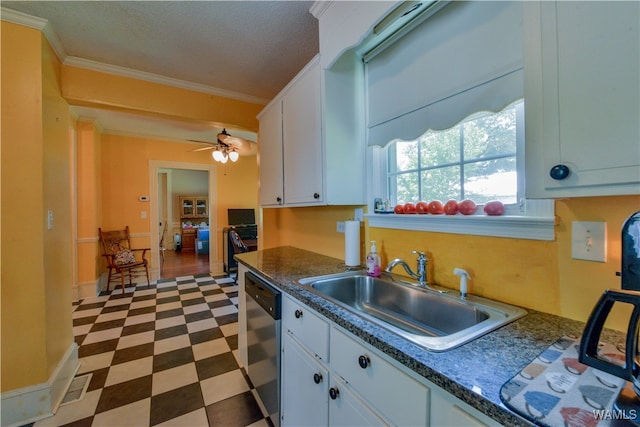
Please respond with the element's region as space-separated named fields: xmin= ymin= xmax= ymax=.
xmin=99 ymin=226 xmax=151 ymax=294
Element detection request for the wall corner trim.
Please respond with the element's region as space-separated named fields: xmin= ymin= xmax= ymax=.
xmin=1 ymin=343 xmax=79 ymax=427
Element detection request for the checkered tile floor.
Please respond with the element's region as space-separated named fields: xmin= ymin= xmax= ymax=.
xmin=33 ymin=274 xmax=273 ymax=427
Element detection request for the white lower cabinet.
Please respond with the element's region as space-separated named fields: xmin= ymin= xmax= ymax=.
xmin=281 ymin=333 xmax=329 ymax=426
xmin=279 ymin=295 xmax=501 ymax=426
xmin=331 ymin=328 xmax=429 ymax=426
xmin=430 ymin=389 xmax=495 ymax=427
xmin=328 ymin=375 xmax=387 ymax=427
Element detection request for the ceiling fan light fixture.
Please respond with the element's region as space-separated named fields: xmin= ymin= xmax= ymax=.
xmin=212 ymin=149 xmax=224 ymax=161
xmin=220 ymin=152 xmax=229 ymax=164
xmin=229 ymin=150 xmax=239 ymax=162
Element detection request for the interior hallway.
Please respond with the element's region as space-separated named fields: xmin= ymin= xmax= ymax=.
xmin=160 ymin=249 xmax=210 ymax=279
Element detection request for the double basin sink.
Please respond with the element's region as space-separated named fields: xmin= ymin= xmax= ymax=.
xmin=297 ymin=271 xmax=526 ymax=352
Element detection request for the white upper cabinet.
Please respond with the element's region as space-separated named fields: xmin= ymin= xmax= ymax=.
xmin=524 ymin=1 xmax=640 ymax=198
xmin=258 ymin=99 xmax=284 ymax=206
xmin=282 ymin=58 xmax=323 ymax=205
xmin=258 ymin=52 xmax=366 ymax=207
xmin=258 ymin=57 xmax=323 ymax=206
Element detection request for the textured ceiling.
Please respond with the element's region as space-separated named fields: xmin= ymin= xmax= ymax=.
xmin=1 ymin=1 xmax=320 ymax=144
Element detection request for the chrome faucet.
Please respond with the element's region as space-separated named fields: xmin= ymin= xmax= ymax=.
xmin=385 ymin=250 xmax=428 ymax=287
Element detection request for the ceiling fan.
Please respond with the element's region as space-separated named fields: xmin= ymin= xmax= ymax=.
xmin=189 ymin=128 xmax=256 ymax=163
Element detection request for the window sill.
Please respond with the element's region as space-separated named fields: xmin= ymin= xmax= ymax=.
xmin=365 ymin=212 xmax=557 ymax=241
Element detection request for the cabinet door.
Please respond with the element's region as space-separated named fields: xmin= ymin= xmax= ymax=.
xmin=181 ymin=198 xmax=194 ymax=217
xmin=282 ymin=59 xmax=323 ymax=205
xmin=195 ymin=198 xmax=208 ymax=217
xmin=281 ymin=333 xmax=329 ymax=427
xmin=525 ymin=1 xmax=640 ymax=197
xmin=259 ymin=101 xmax=285 ymax=206
xmin=328 ymin=376 xmax=387 ymax=427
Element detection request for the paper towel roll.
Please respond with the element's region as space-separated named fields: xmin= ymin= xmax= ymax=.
xmin=344 ymin=220 xmax=361 ymax=266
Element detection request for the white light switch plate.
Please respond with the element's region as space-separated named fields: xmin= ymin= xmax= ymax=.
xmin=47 ymin=210 xmax=54 ymax=230
xmin=572 ymin=221 xmax=607 ymax=262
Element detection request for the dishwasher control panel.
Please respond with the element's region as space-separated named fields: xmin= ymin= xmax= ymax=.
xmin=245 ymin=271 xmax=281 ymax=320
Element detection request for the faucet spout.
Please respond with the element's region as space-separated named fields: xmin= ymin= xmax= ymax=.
xmin=385 ymin=250 xmax=428 ymax=286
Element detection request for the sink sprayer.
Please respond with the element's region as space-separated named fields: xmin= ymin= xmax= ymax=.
xmin=453 ymin=268 xmax=470 ymax=299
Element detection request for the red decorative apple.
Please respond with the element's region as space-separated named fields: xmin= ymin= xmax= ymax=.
xmin=428 ymin=200 xmax=444 ymax=214
xmin=458 ymin=199 xmax=478 ymax=215
xmin=403 ymin=202 xmax=417 ymax=214
xmin=394 ymin=204 xmax=405 ymax=214
xmin=443 ymin=200 xmax=459 ymax=215
xmin=484 ymin=200 xmax=505 ymax=216
xmin=416 ymin=201 xmax=429 ymax=214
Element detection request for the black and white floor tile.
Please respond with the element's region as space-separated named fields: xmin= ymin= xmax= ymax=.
xmin=33 ymin=274 xmax=272 ymax=427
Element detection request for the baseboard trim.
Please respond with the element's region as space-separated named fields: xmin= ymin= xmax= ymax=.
xmin=1 ymin=343 xmax=79 ymax=427
xmin=74 ymin=278 xmax=102 ymax=300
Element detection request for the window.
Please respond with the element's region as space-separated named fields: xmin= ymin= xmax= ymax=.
xmin=388 ymin=100 xmax=523 ymax=206
xmin=364 ymin=2 xmax=555 ymax=240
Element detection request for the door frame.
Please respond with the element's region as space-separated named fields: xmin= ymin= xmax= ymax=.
xmin=149 ymin=160 xmax=218 ymax=281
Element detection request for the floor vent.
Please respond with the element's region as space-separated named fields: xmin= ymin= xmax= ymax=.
xmin=60 ymin=373 xmax=92 ymax=406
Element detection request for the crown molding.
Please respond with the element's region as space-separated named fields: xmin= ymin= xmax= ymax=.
xmin=1 ymin=7 xmax=46 ymax=29
xmin=1 ymin=7 xmax=67 ymax=62
xmin=310 ymin=1 xmax=332 ymax=19
xmin=2 ymin=7 xmax=269 ymax=106
xmin=63 ymin=56 xmax=270 ymax=106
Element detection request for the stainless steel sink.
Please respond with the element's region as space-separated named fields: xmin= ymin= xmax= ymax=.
xmin=297 ymin=271 xmax=526 ymax=351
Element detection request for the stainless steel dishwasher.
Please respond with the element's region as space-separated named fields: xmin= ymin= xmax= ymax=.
xmin=245 ymin=271 xmax=281 ymax=426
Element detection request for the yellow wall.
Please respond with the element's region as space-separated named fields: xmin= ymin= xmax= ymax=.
xmin=261 ymin=195 xmax=640 ymax=331
xmin=76 ymin=120 xmax=103 ymax=284
xmin=1 ymin=22 xmax=73 ymax=391
xmin=62 ymin=66 xmax=263 ymax=133
xmin=261 ymin=206 xmax=364 ymax=258
xmin=41 ymin=32 xmax=74 ymax=376
xmin=216 ymin=155 xmax=259 ymax=257
xmin=556 ymin=196 xmax=640 ymax=327
xmin=1 ymin=20 xmax=49 ymax=392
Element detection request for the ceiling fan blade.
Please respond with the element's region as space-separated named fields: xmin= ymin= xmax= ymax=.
xmin=190 ymin=146 xmax=214 ymax=152
xmin=189 ymin=130 xmax=256 ymax=155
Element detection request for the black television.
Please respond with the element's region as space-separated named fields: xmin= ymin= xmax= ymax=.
xmin=228 ymin=209 xmax=256 ymax=226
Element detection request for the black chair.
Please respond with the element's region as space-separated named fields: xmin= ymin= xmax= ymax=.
xmin=229 ymin=229 xmax=248 ymax=283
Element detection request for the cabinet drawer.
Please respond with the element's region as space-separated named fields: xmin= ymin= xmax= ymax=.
xmin=331 ymin=327 xmax=429 ymax=426
xmin=282 ymin=295 xmax=329 ymax=361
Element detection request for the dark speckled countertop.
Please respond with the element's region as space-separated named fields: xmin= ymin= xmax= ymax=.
xmin=236 ymin=246 xmax=623 ymax=426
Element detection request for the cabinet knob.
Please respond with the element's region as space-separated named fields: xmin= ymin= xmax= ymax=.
xmin=294 ymin=309 xmax=303 ymax=319
xmin=276 ymin=197 xmax=283 ymax=204
xmin=329 ymin=387 xmax=340 ymax=400
xmin=549 ymin=164 xmax=570 ymax=180
xmin=313 ymin=373 xmax=323 ymax=384
xmin=358 ymin=355 xmax=371 ymax=369
xmin=313 ymin=193 xmax=320 ymax=200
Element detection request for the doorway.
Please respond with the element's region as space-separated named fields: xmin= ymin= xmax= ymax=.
xmin=158 ymin=168 xmax=210 ymax=278
xmin=149 ymin=161 xmax=218 ymax=282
